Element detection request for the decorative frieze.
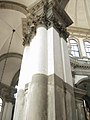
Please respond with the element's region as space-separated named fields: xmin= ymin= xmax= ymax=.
xmin=68 ymin=26 xmax=90 ymax=39
xmin=70 ymin=57 xmax=90 ymax=69
xmin=22 ymin=0 xmax=72 ymax=46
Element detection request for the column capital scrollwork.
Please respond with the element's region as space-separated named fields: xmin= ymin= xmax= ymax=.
xmin=23 ymin=21 xmax=37 ymax=46
xmin=0 ymin=82 xmax=17 ymax=104
xmin=22 ymin=0 xmax=72 ymax=46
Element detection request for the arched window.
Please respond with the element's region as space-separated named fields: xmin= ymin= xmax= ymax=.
xmin=84 ymin=41 xmax=90 ymax=58
xmin=70 ymin=39 xmax=79 ymax=57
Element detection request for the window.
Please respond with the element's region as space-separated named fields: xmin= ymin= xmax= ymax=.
xmin=84 ymin=41 xmax=90 ymax=58
xmin=70 ymin=39 xmax=79 ymax=57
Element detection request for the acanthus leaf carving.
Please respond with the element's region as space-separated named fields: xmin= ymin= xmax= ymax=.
xmin=22 ymin=0 xmax=71 ymax=46
xmin=0 ymin=82 xmax=17 ymax=104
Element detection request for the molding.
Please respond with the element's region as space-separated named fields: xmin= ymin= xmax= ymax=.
xmin=22 ymin=0 xmax=72 ymax=46
xmin=70 ymin=57 xmax=90 ymax=75
xmin=74 ymin=87 xmax=86 ymax=99
xmin=0 ymin=1 xmax=28 ymax=15
xmin=68 ymin=26 xmax=90 ymax=38
xmin=0 ymin=52 xmax=22 ymax=62
xmin=70 ymin=57 xmax=90 ymax=69
xmin=30 ymin=73 xmax=74 ymax=95
xmin=0 ymin=82 xmax=17 ymax=104
xmin=76 ymin=77 xmax=90 ymax=86
xmin=72 ymin=70 xmax=90 ymax=76
xmin=68 ymin=37 xmax=82 ymax=57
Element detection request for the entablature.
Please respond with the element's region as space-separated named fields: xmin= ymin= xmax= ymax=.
xmin=70 ymin=57 xmax=90 ymax=76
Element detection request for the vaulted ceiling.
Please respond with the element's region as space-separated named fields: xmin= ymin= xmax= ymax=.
xmin=0 ymin=8 xmax=26 ymax=87
xmin=66 ymin=0 xmax=90 ymax=29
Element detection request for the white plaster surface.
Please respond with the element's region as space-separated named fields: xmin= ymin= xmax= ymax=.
xmin=18 ymin=27 xmax=48 ymax=89
xmin=18 ymin=27 xmax=73 ymax=89
xmin=48 ymin=27 xmax=63 ymax=79
xmin=14 ymin=26 xmax=74 ymax=120
xmin=47 ymin=28 xmax=54 ymax=75
xmin=13 ymin=90 xmax=25 ymax=120
xmin=61 ymin=38 xmax=73 ymax=86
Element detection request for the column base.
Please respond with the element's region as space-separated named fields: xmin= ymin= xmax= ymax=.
xmin=14 ymin=74 xmax=76 ymax=120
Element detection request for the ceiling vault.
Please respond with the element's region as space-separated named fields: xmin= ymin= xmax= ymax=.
xmin=0 ymin=1 xmax=28 ymax=14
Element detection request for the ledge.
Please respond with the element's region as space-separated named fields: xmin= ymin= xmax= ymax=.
xmin=70 ymin=56 xmax=90 ymax=69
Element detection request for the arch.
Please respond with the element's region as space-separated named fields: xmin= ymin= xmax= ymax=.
xmin=0 ymin=52 xmax=22 ymax=62
xmin=0 ymin=1 xmax=28 ymax=15
xmin=83 ymin=39 xmax=90 ymax=58
xmin=69 ymin=36 xmax=79 ymax=43
xmin=0 ymin=53 xmax=22 ymax=87
xmin=76 ymin=77 xmax=89 ymax=86
xmin=11 ymin=69 xmax=20 ymax=87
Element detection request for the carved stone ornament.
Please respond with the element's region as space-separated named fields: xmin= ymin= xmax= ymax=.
xmin=22 ymin=0 xmax=72 ymax=46
xmin=0 ymin=82 xmax=17 ymax=104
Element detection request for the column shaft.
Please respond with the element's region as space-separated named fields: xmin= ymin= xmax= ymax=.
xmin=13 ymin=0 xmax=75 ymax=120
xmin=2 ymin=102 xmax=13 ymax=120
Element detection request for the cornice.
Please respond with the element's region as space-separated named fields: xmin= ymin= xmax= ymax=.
xmin=22 ymin=0 xmax=72 ymax=46
xmin=68 ymin=26 xmax=90 ymax=38
xmin=70 ymin=57 xmax=90 ymax=69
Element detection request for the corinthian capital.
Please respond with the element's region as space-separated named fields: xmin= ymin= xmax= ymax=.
xmin=22 ymin=0 xmax=72 ymax=45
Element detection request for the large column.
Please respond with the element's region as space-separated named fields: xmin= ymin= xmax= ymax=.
xmin=47 ymin=27 xmax=67 ymax=120
xmin=13 ymin=0 xmax=76 ymax=120
xmin=2 ymin=102 xmax=13 ymax=120
xmin=61 ymin=37 xmax=76 ymax=120
xmin=14 ymin=26 xmax=48 ymax=120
